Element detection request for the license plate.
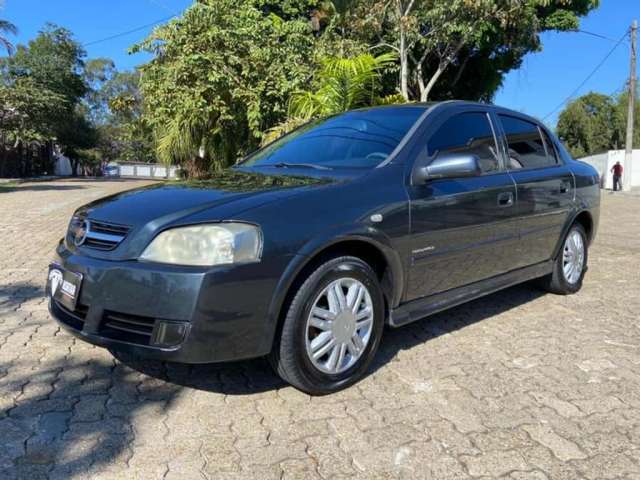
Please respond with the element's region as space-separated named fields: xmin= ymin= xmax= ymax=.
xmin=48 ymin=264 xmax=83 ymax=311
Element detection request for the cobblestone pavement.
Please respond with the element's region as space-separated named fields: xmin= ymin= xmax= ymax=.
xmin=1 ymin=179 xmax=640 ymax=480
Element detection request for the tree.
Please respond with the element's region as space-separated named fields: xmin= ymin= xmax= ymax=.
xmin=5 ymin=24 xmax=87 ymax=104
xmin=81 ymin=61 xmax=155 ymax=164
xmin=0 ymin=77 xmax=69 ymax=177
xmin=0 ymin=77 xmax=67 ymax=145
xmin=345 ymin=0 xmax=598 ymax=102
xmin=83 ymin=58 xmax=118 ymax=124
xmin=557 ymin=90 xmax=638 ymax=158
xmin=2 ymin=24 xmax=96 ymax=174
xmin=135 ymin=0 xmax=317 ymax=175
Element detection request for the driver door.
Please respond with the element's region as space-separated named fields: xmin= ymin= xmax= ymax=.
xmin=405 ymin=109 xmax=519 ymax=301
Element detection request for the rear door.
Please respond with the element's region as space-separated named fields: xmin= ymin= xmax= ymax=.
xmin=405 ymin=108 xmax=519 ymax=302
xmin=496 ymin=114 xmax=574 ymax=268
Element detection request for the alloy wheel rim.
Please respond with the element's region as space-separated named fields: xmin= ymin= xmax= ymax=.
xmin=305 ymin=277 xmax=374 ymax=375
xmin=562 ymin=230 xmax=585 ymax=284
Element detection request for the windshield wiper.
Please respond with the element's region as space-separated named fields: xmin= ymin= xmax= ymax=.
xmin=270 ymin=162 xmax=332 ymax=170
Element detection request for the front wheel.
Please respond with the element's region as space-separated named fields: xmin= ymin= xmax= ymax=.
xmin=539 ymin=223 xmax=588 ymax=295
xmin=269 ymin=256 xmax=385 ymax=395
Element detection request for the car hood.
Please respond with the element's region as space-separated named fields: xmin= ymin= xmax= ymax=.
xmin=77 ymin=169 xmax=333 ymax=226
xmin=70 ymin=169 xmax=336 ymax=259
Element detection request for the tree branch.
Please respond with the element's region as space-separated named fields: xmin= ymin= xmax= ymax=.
xmin=452 ymin=52 xmax=471 ymax=87
xmin=369 ymin=42 xmax=400 ymax=53
xmin=403 ymin=0 xmax=416 ymax=16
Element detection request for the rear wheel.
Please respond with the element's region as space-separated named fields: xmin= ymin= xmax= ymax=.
xmin=269 ymin=256 xmax=385 ymax=395
xmin=539 ymin=223 xmax=588 ymax=295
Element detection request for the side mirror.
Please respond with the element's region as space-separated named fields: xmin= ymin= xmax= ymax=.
xmin=414 ymin=152 xmax=482 ymax=183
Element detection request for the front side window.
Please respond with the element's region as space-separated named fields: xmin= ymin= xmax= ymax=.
xmin=242 ymin=107 xmax=425 ymax=169
xmin=499 ymin=115 xmax=557 ymax=169
xmin=427 ymin=112 xmax=500 ymax=173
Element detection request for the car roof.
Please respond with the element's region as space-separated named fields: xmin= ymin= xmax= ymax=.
xmin=357 ymin=100 xmax=546 ymax=128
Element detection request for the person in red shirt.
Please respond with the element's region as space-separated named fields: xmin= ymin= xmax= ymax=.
xmin=611 ymin=161 xmax=624 ymax=191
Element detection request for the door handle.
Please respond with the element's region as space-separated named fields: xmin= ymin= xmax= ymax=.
xmin=497 ymin=192 xmax=514 ymax=207
xmin=560 ymin=181 xmax=571 ymax=194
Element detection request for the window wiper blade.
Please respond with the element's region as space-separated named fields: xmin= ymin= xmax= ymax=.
xmin=271 ymin=162 xmax=332 ymax=170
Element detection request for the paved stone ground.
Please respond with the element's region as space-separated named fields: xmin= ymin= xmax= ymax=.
xmin=1 ymin=179 xmax=640 ymax=480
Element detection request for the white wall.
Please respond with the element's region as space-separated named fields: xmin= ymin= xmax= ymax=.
xmin=54 ymin=154 xmax=72 ymax=176
xmin=114 ymin=163 xmax=180 ymax=179
xmin=579 ymin=150 xmax=640 ymax=189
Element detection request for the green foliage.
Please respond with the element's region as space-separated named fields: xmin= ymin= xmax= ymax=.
xmin=263 ymin=52 xmax=399 ymax=144
xmin=85 ymin=67 xmax=156 ymax=163
xmin=557 ymin=90 xmax=638 ymax=158
xmin=135 ymin=0 xmax=316 ymax=173
xmin=291 ymin=53 xmax=397 ymax=117
xmin=0 ymin=77 xmax=68 ymax=145
xmin=1 ymin=24 xmax=95 ymax=173
xmin=4 ymin=24 xmax=87 ymax=105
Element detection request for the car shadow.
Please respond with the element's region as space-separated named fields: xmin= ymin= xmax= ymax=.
xmin=0 ymin=283 xmax=545 ymax=475
xmin=1 ymin=357 xmax=183 ymax=478
xmin=371 ymin=283 xmax=545 ymax=371
xmin=116 ymin=282 xmax=546 ymax=396
xmin=0 ymin=281 xmax=46 ymax=311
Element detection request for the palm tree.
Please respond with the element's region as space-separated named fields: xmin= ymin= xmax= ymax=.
xmin=0 ymin=19 xmax=17 ymax=55
xmin=263 ymin=52 xmax=402 ymax=144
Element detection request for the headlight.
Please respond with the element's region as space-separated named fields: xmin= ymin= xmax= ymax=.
xmin=140 ymin=223 xmax=262 ymax=266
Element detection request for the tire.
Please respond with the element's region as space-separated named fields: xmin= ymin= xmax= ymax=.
xmin=269 ymin=256 xmax=385 ymax=395
xmin=538 ymin=223 xmax=588 ymax=295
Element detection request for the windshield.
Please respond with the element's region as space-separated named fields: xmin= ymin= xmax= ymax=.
xmin=242 ymin=107 xmax=425 ymax=169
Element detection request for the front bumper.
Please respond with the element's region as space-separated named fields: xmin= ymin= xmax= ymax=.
xmin=49 ymin=241 xmax=292 ymax=363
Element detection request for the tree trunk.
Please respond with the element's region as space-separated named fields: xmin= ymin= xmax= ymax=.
xmin=399 ymin=24 xmax=409 ymax=100
xmin=416 ymin=60 xmax=426 ymax=100
xmin=419 ymin=40 xmax=466 ymax=102
xmin=0 ymin=131 xmax=5 ymax=178
xmin=451 ymin=53 xmax=470 ymax=88
xmin=420 ymin=63 xmax=445 ymax=102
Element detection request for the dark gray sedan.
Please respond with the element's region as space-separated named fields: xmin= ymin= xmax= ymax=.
xmin=47 ymin=101 xmax=600 ymax=394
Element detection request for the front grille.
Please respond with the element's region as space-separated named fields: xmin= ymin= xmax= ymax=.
xmin=89 ymin=221 xmax=130 ymax=236
xmin=82 ymin=219 xmax=130 ymax=251
xmin=52 ymin=300 xmax=88 ymax=330
xmin=100 ymin=310 xmax=156 ymax=345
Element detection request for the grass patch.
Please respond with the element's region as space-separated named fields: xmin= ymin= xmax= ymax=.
xmin=0 ymin=182 xmax=18 ymax=191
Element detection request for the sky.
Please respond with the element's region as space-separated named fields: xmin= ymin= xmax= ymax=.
xmin=2 ymin=0 xmax=639 ymax=127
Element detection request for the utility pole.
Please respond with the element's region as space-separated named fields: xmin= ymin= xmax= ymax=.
xmin=624 ymin=20 xmax=637 ymax=191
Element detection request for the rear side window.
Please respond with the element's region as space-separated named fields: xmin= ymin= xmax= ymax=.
xmin=428 ymin=112 xmax=500 ymax=173
xmin=540 ymin=129 xmax=558 ymax=163
xmin=499 ymin=115 xmax=558 ymax=169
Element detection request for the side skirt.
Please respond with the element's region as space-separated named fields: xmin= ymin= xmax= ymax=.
xmin=389 ymin=260 xmax=553 ymax=328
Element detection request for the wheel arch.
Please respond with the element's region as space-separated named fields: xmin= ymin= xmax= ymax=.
xmin=553 ymin=209 xmax=595 ymax=260
xmin=573 ymin=210 xmax=594 ymax=244
xmin=260 ymin=233 xmax=404 ymax=354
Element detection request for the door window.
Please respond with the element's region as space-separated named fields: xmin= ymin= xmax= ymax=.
xmin=540 ymin=129 xmax=559 ymax=163
xmin=499 ymin=115 xmax=558 ymax=170
xmin=427 ymin=112 xmax=500 ymax=173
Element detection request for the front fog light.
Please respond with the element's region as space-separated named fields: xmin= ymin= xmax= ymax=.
xmin=151 ymin=321 xmax=188 ymax=347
